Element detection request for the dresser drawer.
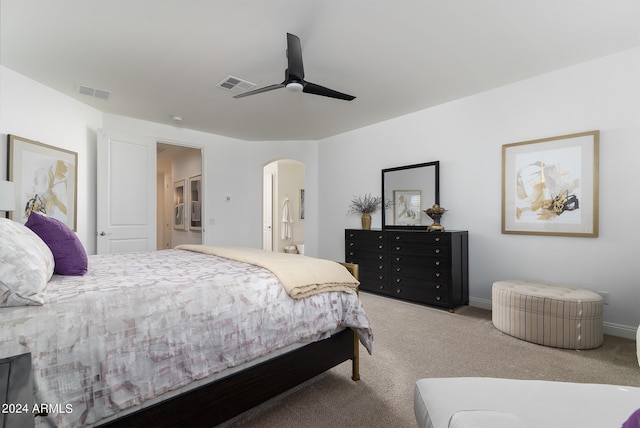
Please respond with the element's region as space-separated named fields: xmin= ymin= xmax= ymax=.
xmin=386 ymin=280 xmax=452 ymax=305
xmin=346 ymin=239 xmax=388 ymax=252
xmin=359 ymin=271 xmax=391 ymax=294
xmin=392 ymin=253 xmax=450 ymax=269
xmin=345 ymin=249 xmax=388 ymax=263
xmin=345 ymin=230 xmax=386 ymax=242
xmin=388 ymin=232 xmax=450 ymax=245
xmin=356 ymin=260 xmax=390 ymax=276
xmin=391 ymin=264 xmax=450 ymax=280
xmin=390 ymin=275 xmax=450 ymax=291
xmin=391 ymin=243 xmax=450 ymax=256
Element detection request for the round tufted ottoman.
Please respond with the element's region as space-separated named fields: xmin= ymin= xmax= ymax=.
xmin=492 ymin=280 xmax=604 ymax=350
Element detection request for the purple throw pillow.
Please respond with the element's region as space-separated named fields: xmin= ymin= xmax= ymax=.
xmin=25 ymin=212 xmax=88 ymax=275
xmin=623 ymin=409 xmax=640 ymax=428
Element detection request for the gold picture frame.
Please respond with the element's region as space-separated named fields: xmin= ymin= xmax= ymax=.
xmin=8 ymin=135 xmax=78 ymax=231
xmin=502 ymin=130 xmax=599 ymax=237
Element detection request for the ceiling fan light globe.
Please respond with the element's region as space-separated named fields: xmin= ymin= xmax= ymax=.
xmin=286 ymin=82 xmax=304 ymax=92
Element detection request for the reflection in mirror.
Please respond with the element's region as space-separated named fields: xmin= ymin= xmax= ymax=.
xmin=381 ymin=161 xmax=439 ymax=229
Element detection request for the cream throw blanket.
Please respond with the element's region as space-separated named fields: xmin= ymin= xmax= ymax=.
xmin=175 ymin=245 xmax=359 ymax=299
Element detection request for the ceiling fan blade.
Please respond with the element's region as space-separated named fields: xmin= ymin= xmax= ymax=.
xmin=286 ymin=33 xmax=304 ymax=82
xmin=233 ymin=83 xmax=285 ymax=99
xmin=302 ymin=81 xmax=356 ymax=101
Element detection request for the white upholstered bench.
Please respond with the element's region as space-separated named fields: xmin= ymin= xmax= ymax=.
xmin=492 ymin=280 xmax=604 ymax=350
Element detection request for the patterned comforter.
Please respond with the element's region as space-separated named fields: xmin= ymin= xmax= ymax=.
xmin=0 ymin=249 xmax=373 ymax=427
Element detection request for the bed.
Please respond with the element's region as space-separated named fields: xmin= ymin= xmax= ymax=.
xmin=0 ymin=216 xmax=373 ymax=427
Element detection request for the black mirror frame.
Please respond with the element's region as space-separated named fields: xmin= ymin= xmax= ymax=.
xmin=381 ymin=161 xmax=440 ymax=230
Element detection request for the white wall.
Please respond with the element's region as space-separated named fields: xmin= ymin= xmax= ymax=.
xmin=2 ymin=47 xmax=638 ymax=335
xmin=101 ymin=114 xmax=256 ymax=248
xmin=0 ymin=67 xmax=322 ymax=256
xmin=100 ymin=117 xmax=322 ymax=256
xmin=0 ymin=66 xmax=103 ymax=253
xmin=318 ymin=48 xmax=640 ymax=336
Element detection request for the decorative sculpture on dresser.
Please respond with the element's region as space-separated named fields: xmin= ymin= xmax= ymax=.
xmin=425 ymin=204 xmax=446 ymax=231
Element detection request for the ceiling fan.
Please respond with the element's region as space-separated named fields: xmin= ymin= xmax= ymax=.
xmin=233 ymin=33 xmax=356 ymax=101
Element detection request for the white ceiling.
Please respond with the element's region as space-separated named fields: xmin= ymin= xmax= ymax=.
xmin=1 ymin=0 xmax=639 ymax=141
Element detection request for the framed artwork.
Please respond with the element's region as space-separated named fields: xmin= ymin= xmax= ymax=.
xmin=189 ymin=175 xmax=202 ymax=231
xmin=174 ymin=179 xmax=186 ymax=230
xmin=502 ymin=130 xmax=599 ymax=237
xmin=394 ymin=190 xmax=421 ymax=225
xmin=8 ymin=135 xmax=78 ymax=231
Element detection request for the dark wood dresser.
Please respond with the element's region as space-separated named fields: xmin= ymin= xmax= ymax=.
xmin=345 ymin=229 xmax=468 ymax=311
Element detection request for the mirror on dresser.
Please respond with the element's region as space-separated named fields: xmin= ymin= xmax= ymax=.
xmin=381 ymin=161 xmax=439 ymax=229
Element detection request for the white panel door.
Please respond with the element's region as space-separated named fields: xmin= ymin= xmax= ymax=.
xmin=262 ymin=173 xmax=273 ymax=251
xmin=97 ymin=130 xmax=156 ymax=254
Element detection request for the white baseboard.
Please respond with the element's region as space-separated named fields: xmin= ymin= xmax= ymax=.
xmin=601 ymin=322 xmax=638 ymax=340
xmin=468 ymin=297 xmax=637 ymax=340
xmin=469 ymin=296 xmax=492 ymax=310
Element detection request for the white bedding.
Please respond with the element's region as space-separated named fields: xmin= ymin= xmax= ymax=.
xmin=0 ymin=248 xmax=373 ymax=427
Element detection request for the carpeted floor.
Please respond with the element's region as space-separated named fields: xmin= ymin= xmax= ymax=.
xmin=223 ymin=292 xmax=640 ymax=427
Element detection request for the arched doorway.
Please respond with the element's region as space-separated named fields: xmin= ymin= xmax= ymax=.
xmin=262 ymin=159 xmax=305 ymax=253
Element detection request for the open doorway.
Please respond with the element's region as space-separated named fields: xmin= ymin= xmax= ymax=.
xmin=263 ymin=159 xmax=305 ymax=253
xmin=157 ymin=143 xmax=203 ymax=249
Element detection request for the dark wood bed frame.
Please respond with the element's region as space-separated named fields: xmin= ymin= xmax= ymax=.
xmin=98 ymin=263 xmax=361 ymax=427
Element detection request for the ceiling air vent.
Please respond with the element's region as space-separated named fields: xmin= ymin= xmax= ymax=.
xmin=217 ymin=75 xmax=256 ymax=95
xmin=77 ymin=85 xmax=111 ymax=100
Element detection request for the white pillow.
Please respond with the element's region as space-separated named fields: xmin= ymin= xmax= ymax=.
xmin=0 ymin=218 xmax=54 ymax=306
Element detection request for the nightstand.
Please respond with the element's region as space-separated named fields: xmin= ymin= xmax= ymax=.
xmin=1 ymin=344 xmax=34 ymax=428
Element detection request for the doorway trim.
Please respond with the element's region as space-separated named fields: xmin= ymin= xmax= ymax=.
xmin=262 ymin=158 xmax=305 ymax=253
xmin=157 ymin=141 xmax=205 ymax=249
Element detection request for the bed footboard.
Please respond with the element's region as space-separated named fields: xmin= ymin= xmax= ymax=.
xmin=98 ymin=328 xmax=357 ymax=427
xmin=340 ymin=262 xmax=360 ymax=382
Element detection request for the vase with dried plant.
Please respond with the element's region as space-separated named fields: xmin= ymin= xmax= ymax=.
xmin=348 ymin=194 xmax=390 ymax=230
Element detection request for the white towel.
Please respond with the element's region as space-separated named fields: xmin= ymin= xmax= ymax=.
xmin=281 ymin=197 xmax=293 ymax=240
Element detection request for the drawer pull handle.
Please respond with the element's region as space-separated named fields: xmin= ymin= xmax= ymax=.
xmin=436 ymin=296 xmax=441 ymax=301
xmin=349 ymin=242 xmax=354 ymax=246
xmin=396 ymin=289 xmax=401 ymax=294
xmin=396 ymin=267 xmax=401 ymax=272
xmin=379 ymin=265 xmax=384 ymax=270
xmin=379 ymin=275 xmax=385 ymax=280
xmin=395 ymin=236 xmax=401 ymax=240
xmin=435 ymin=249 xmax=440 ymax=254
xmin=435 ymin=272 xmax=441 ymax=277
xmin=379 ymin=255 xmax=384 ymax=260
xmin=379 ymin=245 xmax=384 ymax=249
xmin=396 ymin=257 xmax=401 ymax=261
xmin=379 ymin=285 xmax=385 ymax=290
xmin=396 ymin=246 xmax=401 ymax=251
xmin=378 ymin=235 xmax=384 ymax=239
xmin=349 ymin=252 xmax=354 ymax=256
xmin=435 ymin=284 xmax=441 ymax=289
xmin=435 ymin=237 xmax=441 ymax=242
xmin=396 ymin=278 xmax=401 ymax=283
xmin=435 ymin=261 xmax=441 ymax=266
